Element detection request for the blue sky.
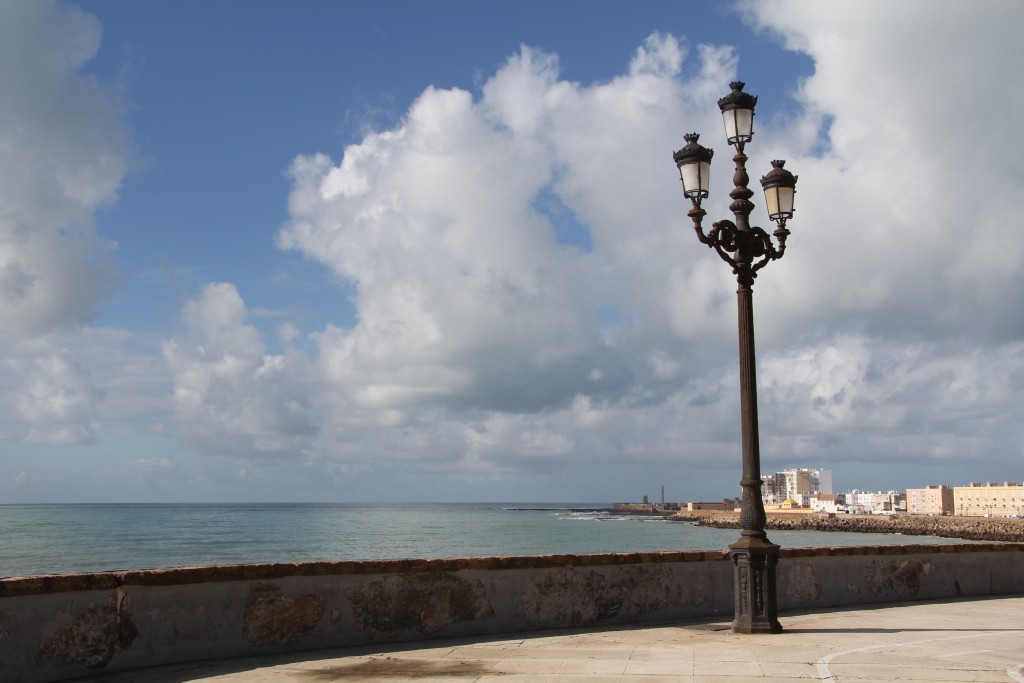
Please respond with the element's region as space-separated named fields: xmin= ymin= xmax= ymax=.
xmin=1 ymin=0 xmax=1021 ymax=504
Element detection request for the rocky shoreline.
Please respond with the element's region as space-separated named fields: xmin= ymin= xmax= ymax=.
xmin=669 ymin=510 xmax=1024 ymax=543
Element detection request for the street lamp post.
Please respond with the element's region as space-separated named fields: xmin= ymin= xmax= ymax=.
xmin=672 ymin=81 xmax=798 ymax=634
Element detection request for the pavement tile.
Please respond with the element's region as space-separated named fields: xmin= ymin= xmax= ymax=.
xmin=759 ymin=660 xmax=819 ymax=677
xmin=753 ymin=646 xmax=826 ymax=664
xmin=623 ymin=658 xmax=695 ymax=675
xmin=626 ymin=647 xmax=695 ymax=661
xmin=469 ymin=638 xmax=527 ymax=648
xmin=692 ymin=660 xmax=766 ymax=677
xmin=691 ymin=645 xmax=760 ymax=662
xmin=829 ymin=662 xmax=977 ymax=681
xmin=978 ymin=672 xmax=1024 ymax=683
xmin=505 ymin=647 xmax=629 ymax=660
xmin=554 ymin=658 xmax=628 ymax=674
xmin=436 ymin=649 xmax=503 ymax=661
xmin=492 ymin=657 xmax=565 ymax=674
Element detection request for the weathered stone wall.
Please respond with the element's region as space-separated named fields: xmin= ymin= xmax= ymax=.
xmin=673 ymin=511 xmax=1024 ymax=542
xmin=1 ymin=545 xmax=1021 ymax=683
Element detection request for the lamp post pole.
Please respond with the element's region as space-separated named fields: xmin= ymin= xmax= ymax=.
xmin=672 ymin=82 xmax=798 ymax=634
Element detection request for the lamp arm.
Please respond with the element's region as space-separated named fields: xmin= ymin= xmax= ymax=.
xmin=687 ymin=205 xmax=713 ymax=246
xmin=750 ymin=224 xmax=791 ymax=275
xmin=749 ymin=227 xmax=776 ymax=275
xmin=709 ymin=220 xmax=740 ymax=272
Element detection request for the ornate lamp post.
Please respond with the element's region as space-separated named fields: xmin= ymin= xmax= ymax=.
xmin=672 ymin=82 xmax=798 ymax=634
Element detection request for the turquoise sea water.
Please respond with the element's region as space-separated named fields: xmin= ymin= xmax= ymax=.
xmin=0 ymin=503 xmax=970 ymax=578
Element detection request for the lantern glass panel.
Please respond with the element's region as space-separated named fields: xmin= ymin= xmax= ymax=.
xmin=724 ymin=108 xmax=754 ymax=144
xmin=681 ymin=160 xmax=709 ymax=198
xmin=764 ymin=185 xmax=795 ymax=220
xmin=764 ymin=186 xmax=780 ymax=218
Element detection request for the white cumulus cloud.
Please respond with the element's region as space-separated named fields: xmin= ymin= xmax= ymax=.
xmin=163 ymin=283 xmax=319 ymax=456
xmin=0 ymin=1 xmax=142 ymax=447
xmin=153 ymin=2 xmax=1024 ymax=493
xmin=0 ymin=0 xmax=129 ymax=335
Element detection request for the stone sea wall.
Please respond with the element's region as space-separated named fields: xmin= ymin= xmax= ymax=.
xmin=1 ymin=544 xmax=1022 ymax=683
xmin=671 ymin=510 xmax=1024 ymax=542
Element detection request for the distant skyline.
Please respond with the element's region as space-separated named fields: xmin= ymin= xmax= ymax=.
xmin=1 ymin=0 xmax=1022 ymax=504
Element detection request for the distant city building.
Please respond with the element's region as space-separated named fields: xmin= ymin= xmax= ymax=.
xmin=762 ymin=467 xmax=832 ymax=505
xmin=846 ymin=490 xmax=905 ymax=514
xmin=810 ymin=493 xmax=846 ymax=514
xmin=906 ymin=485 xmax=954 ymax=516
xmin=954 ymin=482 xmax=1024 ymax=517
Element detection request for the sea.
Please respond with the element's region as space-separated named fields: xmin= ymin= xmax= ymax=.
xmin=0 ymin=503 xmax=971 ymax=579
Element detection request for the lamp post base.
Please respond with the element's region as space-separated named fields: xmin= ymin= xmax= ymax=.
xmin=729 ymin=537 xmax=783 ymax=634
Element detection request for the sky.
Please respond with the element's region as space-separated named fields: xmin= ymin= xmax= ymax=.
xmin=0 ymin=0 xmax=1022 ymax=504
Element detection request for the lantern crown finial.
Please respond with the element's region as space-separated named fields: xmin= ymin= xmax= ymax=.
xmin=718 ymin=81 xmax=758 ymax=111
xmin=673 ymin=133 xmax=714 ymax=165
xmin=760 ymin=160 xmax=797 ymax=189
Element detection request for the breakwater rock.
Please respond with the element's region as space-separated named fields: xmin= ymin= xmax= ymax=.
xmin=669 ymin=511 xmax=1024 ymax=542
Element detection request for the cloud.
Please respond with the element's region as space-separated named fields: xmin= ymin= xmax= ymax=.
xmin=167 ymin=37 xmax=749 ymax=465
xmin=27 ymin=0 xmax=999 ymax=496
xmin=758 ymin=336 xmax=1024 ymax=466
xmin=0 ymin=0 xmax=131 ymax=336
xmin=740 ymin=0 xmax=1024 ymax=344
xmin=732 ymin=0 xmax=1024 ymax=479
xmin=0 ymin=1 xmax=144 ymax=446
xmin=13 ymin=348 xmax=104 ymax=444
xmin=0 ymin=327 xmax=168 ymax=444
xmin=277 ymin=35 xmax=737 ymax=428
xmin=126 ymin=457 xmax=173 ymax=468
xmin=154 ymin=4 xmax=1024 ymax=494
xmin=283 ymin=6 xmax=1023 ymax=486
xmin=163 ymin=283 xmax=319 ymax=456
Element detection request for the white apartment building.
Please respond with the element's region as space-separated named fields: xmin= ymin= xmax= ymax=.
xmin=810 ymin=493 xmax=846 ymax=514
xmin=846 ymin=490 xmax=905 ymax=514
xmin=906 ymin=485 xmax=954 ymax=516
xmin=953 ymin=482 xmax=1024 ymax=517
xmin=761 ymin=468 xmax=833 ymax=507
xmin=775 ymin=468 xmax=833 ymax=501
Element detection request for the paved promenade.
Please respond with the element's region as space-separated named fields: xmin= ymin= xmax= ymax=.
xmin=87 ymin=596 xmax=1024 ymax=682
